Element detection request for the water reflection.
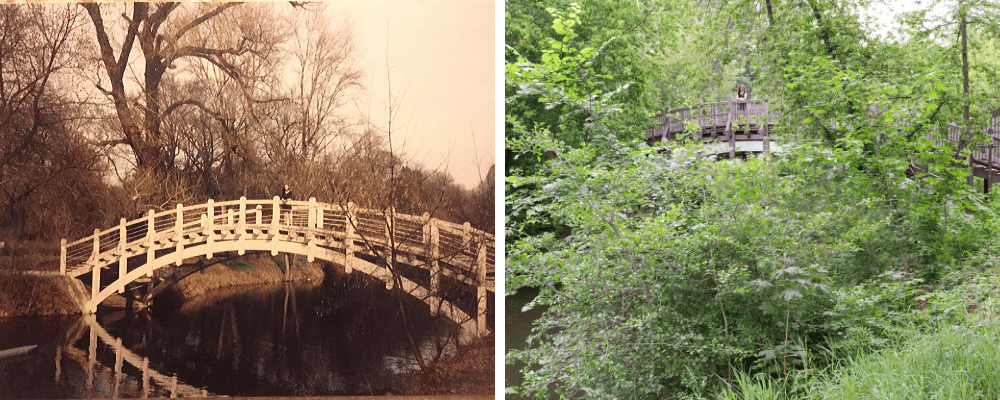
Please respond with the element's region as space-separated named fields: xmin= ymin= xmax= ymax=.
xmin=1 ymin=270 xmax=460 ymax=397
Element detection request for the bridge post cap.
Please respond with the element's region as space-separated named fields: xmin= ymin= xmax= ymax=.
xmin=240 ymin=196 xmax=246 ymax=201
xmin=273 ymin=196 xmax=280 ymax=201
xmin=148 ymin=209 xmax=154 ymax=215
xmin=177 ymin=203 xmax=183 ymax=209
xmin=208 ymin=198 xmax=214 ymax=204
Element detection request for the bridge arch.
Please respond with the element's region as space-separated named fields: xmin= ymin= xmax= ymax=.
xmin=61 ymin=197 xmax=494 ymax=338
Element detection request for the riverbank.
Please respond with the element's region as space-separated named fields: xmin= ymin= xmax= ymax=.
xmin=0 ymin=274 xmax=79 ymax=317
xmin=405 ymin=334 xmax=495 ymax=395
xmin=170 ymin=252 xmax=325 ymax=311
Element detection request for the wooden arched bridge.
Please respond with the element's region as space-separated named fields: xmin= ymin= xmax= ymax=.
xmin=647 ymin=98 xmax=778 ymax=159
xmin=58 ymin=197 xmax=495 ymax=338
xmin=649 ymin=98 xmax=1000 ymax=192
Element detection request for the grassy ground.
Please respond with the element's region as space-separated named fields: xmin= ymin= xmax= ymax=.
xmin=714 ymin=269 xmax=1000 ymax=400
xmin=717 ymin=322 xmax=1000 ymax=400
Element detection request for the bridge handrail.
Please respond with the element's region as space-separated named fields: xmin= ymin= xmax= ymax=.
xmin=650 ymin=98 xmax=780 ymax=141
xmin=62 ymin=197 xmax=494 ymax=278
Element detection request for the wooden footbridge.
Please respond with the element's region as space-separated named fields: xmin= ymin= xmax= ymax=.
xmin=649 ymin=99 xmax=1000 ymax=192
xmin=647 ymin=98 xmax=778 ymax=159
xmin=58 ymin=197 xmax=495 ymax=338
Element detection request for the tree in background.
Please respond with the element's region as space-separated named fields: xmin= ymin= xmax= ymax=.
xmin=0 ymin=4 xmax=108 ymax=240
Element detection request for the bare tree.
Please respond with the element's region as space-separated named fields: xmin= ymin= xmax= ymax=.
xmin=81 ymin=2 xmax=286 ymax=171
xmin=0 ymin=4 xmax=108 ymax=240
xmin=289 ymin=5 xmax=361 ymax=164
xmin=326 ymin=45 xmax=493 ymax=375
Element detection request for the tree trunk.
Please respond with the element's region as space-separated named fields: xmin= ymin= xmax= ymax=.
xmin=960 ymin=0 xmax=970 ymax=125
xmin=806 ymin=0 xmax=835 ymax=58
xmin=765 ymin=0 xmax=775 ymax=26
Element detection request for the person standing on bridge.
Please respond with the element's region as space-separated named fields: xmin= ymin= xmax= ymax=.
xmin=280 ymin=184 xmax=293 ymax=225
xmin=736 ymin=84 xmax=748 ymax=111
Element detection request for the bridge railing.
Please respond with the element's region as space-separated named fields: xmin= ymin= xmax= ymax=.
xmin=649 ymin=98 xmax=778 ymax=141
xmin=61 ymin=197 xmax=494 ymax=284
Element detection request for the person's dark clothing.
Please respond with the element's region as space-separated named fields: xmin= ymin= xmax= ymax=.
xmin=280 ymin=189 xmax=293 ymax=210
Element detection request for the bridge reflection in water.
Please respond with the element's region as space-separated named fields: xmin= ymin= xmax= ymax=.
xmin=42 ymin=271 xmax=465 ymax=397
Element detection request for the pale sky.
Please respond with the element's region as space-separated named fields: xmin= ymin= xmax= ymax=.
xmin=322 ymin=0 xmax=495 ymax=190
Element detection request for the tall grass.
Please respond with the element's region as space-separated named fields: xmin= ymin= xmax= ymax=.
xmin=718 ymin=320 xmax=1000 ymax=400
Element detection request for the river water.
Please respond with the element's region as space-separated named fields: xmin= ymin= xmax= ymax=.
xmin=0 ymin=269 xmax=463 ymax=397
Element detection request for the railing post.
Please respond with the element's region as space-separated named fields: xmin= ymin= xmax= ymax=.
xmin=239 ymin=197 xmax=247 ymax=235
xmin=60 ymin=239 xmax=67 ymax=275
xmin=90 ymin=228 xmax=99 ymax=262
xmin=308 ymin=197 xmax=317 ymax=237
xmin=429 ymin=217 xmax=440 ymax=314
xmin=272 ymin=196 xmax=280 ymax=232
xmin=174 ymin=204 xmax=183 ymax=242
xmin=207 ymin=199 xmax=215 ymax=235
xmin=988 ymin=145 xmax=994 ymax=195
xmin=118 ymin=218 xmax=126 ymax=294
xmin=201 ymin=213 xmax=214 ymax=259
xmin=146 ymin=210 xmax=155 ymax=245
xmin=344 ymin=202 xmax=355 ymax=273
xmin=728 ymin=108 xmax=736 ymax=159
xmin=763 ymin=112 xmax=770 ymax=152
xmin=316 ymin=204 xmax=323 ymax=230
xmin=91 ymin=257 xmax=100 ymax=303
xmin=118 ymin=217 xmax=126 ymax=251
xmin=462 ymin=221 xmax=472 ymax=253
xmin=255 ymin=205 xmax=263 ymax=232
xmin=175 ymin=204 xmax=184 ymax=266
xmin=476 ymin=243 xmax=487 ymax=336
xmin=385 ymin=207 xmax=394 ymax=245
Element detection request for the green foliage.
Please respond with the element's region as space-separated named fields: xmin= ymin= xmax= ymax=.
xmin=506 ymin=0 xmax=1000 ymax=398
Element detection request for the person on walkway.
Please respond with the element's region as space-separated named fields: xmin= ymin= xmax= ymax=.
xmin=736 ymin=84 xmax=748 ymax=111
xmin=280 ymin=184 xmax=293 ymax=225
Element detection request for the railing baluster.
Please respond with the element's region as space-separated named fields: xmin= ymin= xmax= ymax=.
xmin=239 ymin=197 xmax=247 ymax=236
xmin=91 ymin=228 xmax=99 ymax=262
xmin=60 ymin=239 xmax=66 ymax=275
xmin=345 ymin=202 xmax=355 ymax=273
xmin=207 ymin=199 xmax=215 ymax=235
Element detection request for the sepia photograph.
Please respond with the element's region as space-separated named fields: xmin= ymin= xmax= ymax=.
xmin=0 ymin=1 xmax=495 ymax=397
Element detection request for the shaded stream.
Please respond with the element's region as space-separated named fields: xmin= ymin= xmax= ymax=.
xmin=0 ymin=267 xmax=462 ymax=397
